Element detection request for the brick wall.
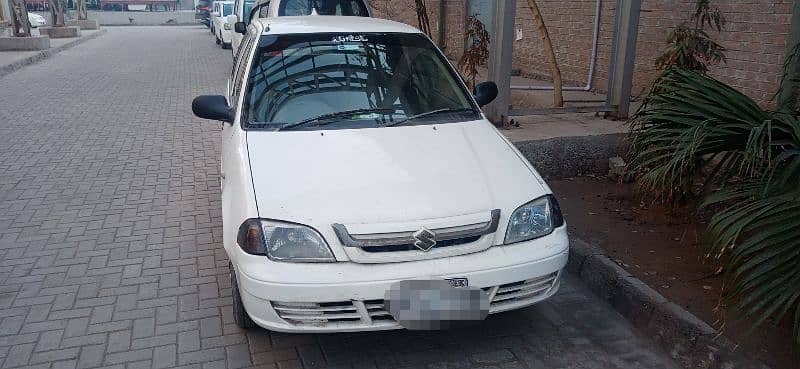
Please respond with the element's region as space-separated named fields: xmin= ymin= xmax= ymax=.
xmin=368 ymin=0 xmax=794 ymax=106
xmin=368 ymin=0 xmax=466 ymax=59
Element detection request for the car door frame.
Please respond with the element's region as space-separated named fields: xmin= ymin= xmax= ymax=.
xmin=221 ymin=27 xmax=261 ymax=262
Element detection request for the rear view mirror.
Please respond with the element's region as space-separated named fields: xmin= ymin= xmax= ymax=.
xmin=474 ymin=81 xmax=498 ymax=107
xmin=192 ymin=95 xmax=233 ymax=123
xmin=234 ymin=21 xmax=246 ymax=34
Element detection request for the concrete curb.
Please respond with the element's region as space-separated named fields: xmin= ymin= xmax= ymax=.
xmin=0 ymin=28 xmax=107 ymax=79
xmin=568 ymin=238 xmax=771 ymax=369
xmin=513 ymin=133 xmax=628 ymax=179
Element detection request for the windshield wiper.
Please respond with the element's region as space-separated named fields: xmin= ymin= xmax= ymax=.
xmin=384 ymin=108 xmax=478 ymax=128
xmin=277 ymin=108 xmax=396 ymax=131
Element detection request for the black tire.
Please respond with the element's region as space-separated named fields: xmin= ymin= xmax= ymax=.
xmin=215 ymin=36 xmax=220 ymax=45
xmin=222 ymin=42 xmax=230 ymax=50
xmin=229 ymin=263 xmax=256 ymax=329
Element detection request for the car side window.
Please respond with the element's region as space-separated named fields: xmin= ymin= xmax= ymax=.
xmin=257 ymin=2 xmax=269 ymax=18
xmin=231 ymin=32 xmax=256 ymax=103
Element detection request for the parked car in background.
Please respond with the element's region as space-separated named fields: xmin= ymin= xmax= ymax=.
xmin=229 ymin=0 xmax=255 ymax=57
xmin=27 ymin=13 xmax=47 ymax=28
xmin=196 ymin=0 xmax=212 ymax=26
xmin=229 ymin=0 xmax=372 ymax=59
xmin=212 ymin=0 xmax=235 ymax=48
xmin=191 ymin=16 xmax=569 ymax=333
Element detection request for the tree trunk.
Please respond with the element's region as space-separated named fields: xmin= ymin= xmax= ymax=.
xmin=10 ymin=0 xmax=32 ymax=37
xmin=414 ymin=0 xmax=432 ymax=38
xmin=777 ymin=1 xmax=800 ymax=113
xmin=76 ymin=0 xmax=88 ymax=20
xmin=48 ymin=0 xmax=66 ymax=26
xmin=525 ymin=0 xmax=564 ymax=107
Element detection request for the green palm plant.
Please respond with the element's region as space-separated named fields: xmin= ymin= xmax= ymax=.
xmin=629 ymin=61 xmax=800 ymax=345
xmin=655 ymin=0 xmax=726 ymax=73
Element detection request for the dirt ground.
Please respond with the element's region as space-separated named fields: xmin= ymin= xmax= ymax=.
xmin=548 ymin=176 xmax=797 ymax=369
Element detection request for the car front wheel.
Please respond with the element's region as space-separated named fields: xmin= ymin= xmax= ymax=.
xmin=229 ymin=263 xmax=256 ymax=329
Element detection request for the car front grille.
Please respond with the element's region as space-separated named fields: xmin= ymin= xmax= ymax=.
xmin=484 ymin=272 xmax=559 ymax=312
xmin=332 ymin=210 xmax=501 ymax=263
xmin=358 ymin=235 xmax=481 ymax=253
xmin=271 ymin=272 xmax=560 ymax=328
xmin=271 ymin=300 xmax=396 ymax=328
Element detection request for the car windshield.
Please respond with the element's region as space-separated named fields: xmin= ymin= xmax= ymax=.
xmin=279 ymin=0 xmax=368 ymax=16
xmin=243 ymin=33 xmax=479 ymax=131
xmin=223 ymin=3 xmax=233 ymax=15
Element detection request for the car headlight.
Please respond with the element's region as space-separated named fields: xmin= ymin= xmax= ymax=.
xmin=223 ymin=23 xmax=231 ymax=30
xmin=504 ymin=195 xmax=564 ymax=244
xmin=237 ymin=219 xmax=335 ymax=262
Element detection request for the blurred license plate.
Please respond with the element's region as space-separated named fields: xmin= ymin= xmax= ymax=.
xmin=446 ymin=278 xmax=468 ymax=288
xmin=385 ymin=279 xmax=488 ymax=330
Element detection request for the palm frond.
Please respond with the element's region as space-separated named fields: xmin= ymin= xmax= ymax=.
xmin=701 ymin=150 xmax=800 ymax=344
xmin=631 ymin=66 xmax=800 ymax=347
xmin=628 ymin=68 xmax=770 ymax=200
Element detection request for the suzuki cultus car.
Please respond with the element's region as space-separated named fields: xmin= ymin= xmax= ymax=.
xmin=192 ymin=16 xmax=569 ymax=332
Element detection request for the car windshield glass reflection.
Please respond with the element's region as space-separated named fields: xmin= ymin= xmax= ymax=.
xmin=243 ymin=33 xmax=478 ymax=131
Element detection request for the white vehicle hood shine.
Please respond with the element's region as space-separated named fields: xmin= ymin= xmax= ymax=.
xmin=246 ymin=120 xmax=548 ymax=232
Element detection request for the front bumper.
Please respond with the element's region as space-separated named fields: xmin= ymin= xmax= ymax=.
xmin=234 ymin=227 xmax=569 ymax=332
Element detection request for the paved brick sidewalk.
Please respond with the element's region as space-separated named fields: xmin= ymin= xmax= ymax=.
xmin=0 ymin=27 xmax=679 ymax=369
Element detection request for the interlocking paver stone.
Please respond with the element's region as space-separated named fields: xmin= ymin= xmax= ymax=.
xmin=0 ymin=26 xmax=681 ymax=369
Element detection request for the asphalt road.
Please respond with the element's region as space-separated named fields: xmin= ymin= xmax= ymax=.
xmin=0 ymin=26 xmax=679 ymax=369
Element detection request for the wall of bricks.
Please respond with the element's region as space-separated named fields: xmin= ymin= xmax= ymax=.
xmin=368 ymin=0 xmax=467 ymax=58
xmin=368 ymin=0 xmax=795 ymax=106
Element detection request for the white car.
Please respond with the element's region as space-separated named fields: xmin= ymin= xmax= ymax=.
xmin=228 ymin=0 xmax=371 ymax=59
xmin=228 ymin=0 xmax=255 ymax=56
xmin=28 ymin=13 xmax=47 ymax=28
xmin=191 ymin=16 xmax=569 ymax=333
xmin=211 ymin=0 xmax=235 ymax=48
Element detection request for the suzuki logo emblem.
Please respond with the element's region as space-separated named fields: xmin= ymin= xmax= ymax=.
xmin=412 ymin=228 xmax=437 ymax=252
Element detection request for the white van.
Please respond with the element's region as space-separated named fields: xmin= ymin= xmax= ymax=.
xmin=191 ymin=16 xmax=569 ymax=332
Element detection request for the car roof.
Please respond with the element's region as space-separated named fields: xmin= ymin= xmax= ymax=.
xmin=251 ymin=16 xmax=422 ymax=35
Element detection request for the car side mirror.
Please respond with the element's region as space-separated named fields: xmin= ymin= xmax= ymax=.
xmin=234 ymin=21 xmax=246 ymax=34
xmin=192 ymin=95 xmax=233 ymax=123
xmin=473 ymin=81 xmax=498 ymax=107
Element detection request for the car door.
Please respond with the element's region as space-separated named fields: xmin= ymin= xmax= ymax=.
xmin=221 ymin=30 xmax=258 ymax=255
xmin=221 ymin=30 xmax=256 ymax=192
xmin=211 ymin=3 xmax=218 ymax=29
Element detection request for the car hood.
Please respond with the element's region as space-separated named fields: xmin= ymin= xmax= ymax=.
xmin=246 ymin=120 xmax=549 ymax=232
